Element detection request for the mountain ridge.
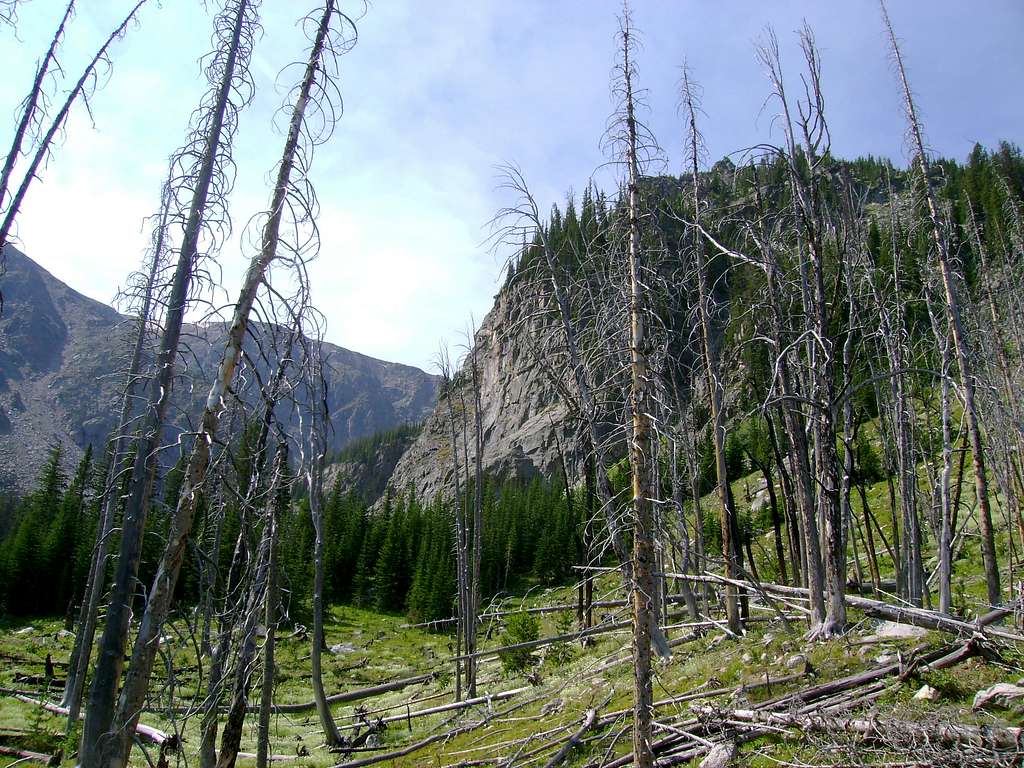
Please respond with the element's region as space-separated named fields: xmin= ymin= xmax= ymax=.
xmin=0 ymin=245 xmax=439 ymax=492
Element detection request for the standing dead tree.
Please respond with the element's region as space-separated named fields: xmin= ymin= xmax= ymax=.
xmin=300 ymin=309 xmax=344 ymax=747
xmin=881 ymin=0 xmax=1001 ymax=607
xmin=679 ymin=68 xmax=742 ymax=635
xmin=611 ymin=8 xmax=658 ymax=766
xmin=436 ymin=345 xmax=469 ymax=702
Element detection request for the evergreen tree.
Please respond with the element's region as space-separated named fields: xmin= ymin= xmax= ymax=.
xmin=1 ymin=443 xmax=67 ymax=614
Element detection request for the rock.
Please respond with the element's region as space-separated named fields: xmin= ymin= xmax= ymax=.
xmin=741 ymin=653 xmax=753 ymax=664
xmin=973 ymin=683 xmax=1024 ymax=710
xmin=700 ymin=741 xmax=737 ymax=768
xmin=384 ymin=284 xmax=573 ymax=506
xmin=541 ymin=698 xmax=563 ymax=715
xmin=15 ymin=626 xmax=34 ymax=634
xmin=330 ymin=643 xmax=357 ymax=655
xmin=56 ymin=629 xmax=75 ymax=639
xmin=785 ymin=654 xmax=807 ymax=670
xmin=872 ymin=621 xmax=928 ymax=639
xmin=875 ymin=654 xmax=896 ymax=665
xmin=913 ymin=685 xmax=939 ymax=701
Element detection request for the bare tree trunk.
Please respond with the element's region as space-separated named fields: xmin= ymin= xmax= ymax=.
xmin=257 ymin=446 xmax=284 ymax=768
xmin=79 ymin=5 xmax=254 ymax=764
xmin=881 ymin=0 xmax=1000 ymax=607
xmin=64 ymin=192 xmax=169 ymax=725
xmin=0 ymin=1 xmax=147 ymax=254
xmin=681 ymin=71 xmax=741 ymax=635
xmin=619 ymin=14 xmax=656 ymax=767
xmin=438 ymin=354 xmax=467 ymax=702
xmin=0 ymin=0 xmax=75 ymax=234
xmin=309 ymin=403 xmax=342 ymax=746
xmin=467 ymin=326 xmax=483 ymax=699
xmin=101 ymin=5 xmax=341 ymax=766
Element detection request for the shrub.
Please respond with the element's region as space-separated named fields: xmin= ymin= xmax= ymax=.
xmin=499 ymin=611 xmax=540 ymax=674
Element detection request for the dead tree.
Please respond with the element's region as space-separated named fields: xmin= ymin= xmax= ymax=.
xmin=881 ymin=0 xmax=1001 ymax=607
xmin=611 ymin=8 xmax=657 ymax=766
xmin=492 ymin=166 xmax=634 ymax=591
xmin=101 ymin=5 xmax=351 ymax=766
xmin=437 ymin=346 xmax=468 ymax=701
xmin=0 ymin=0 xmax=147 ymax=292
xmin=256 ymin=443 xmax=285 ymax=768
xmin=80 ymin=3 xmax=258 ymax=765
xmin=680 ymin=68 xmax=742 ymax=634
xmin=303 ymin=322 xmax=343 ymax=747
xmin=200 ymin=321 xmax=298 ymax=768
xmin=0 ymin=0 xmax=75 ymax=242
xmin=62 ymin=178 xmax=172 ymax=727
xmin=466 ymin=321 xmax=484 ymax=698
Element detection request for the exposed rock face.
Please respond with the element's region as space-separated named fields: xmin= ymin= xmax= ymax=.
xmin=0 ymin=246 xmax=438 ymax=492
xmin=384 ymin=282 xmax=575 ymax=504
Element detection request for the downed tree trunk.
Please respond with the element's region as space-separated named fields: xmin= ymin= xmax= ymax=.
xmin=543 ymin=694 xmax=610 ymax=768
xmin=270 ymin=672 xmax=437 ymax=714
xmin=0 ymin=745 xmax=54 ymax=765
xmin=12 ymin=695 xmax=173 ymax=746
xmin=666 ymin=573 xmax=1023 ymax=640
xmin=451 ymin=609 xmax=696 ymax=664
xmin=331 ymin=690 xmax=547 ymax=768
xmin=705 ymin=707 xmax=1024 ymax=751
xmin=333 ymin=687 xmax=529 ymax=732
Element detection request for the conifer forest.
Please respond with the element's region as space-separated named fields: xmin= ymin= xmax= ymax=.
xmin=0 ymin=2 xmax=1023 ymax=767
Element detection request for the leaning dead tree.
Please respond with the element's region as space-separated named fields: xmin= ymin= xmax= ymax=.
xmin=94 ymin=4 xmax=352 ymax=766
xmin=0 ymin=0 xmax=75 ymax=242
xmin=62 ymin=177 xmax=174 ymax=728
xmin=79 ymin=1 xmax=259 ymax=765
xmin=0 ymin=0 xmax=147 ymax=300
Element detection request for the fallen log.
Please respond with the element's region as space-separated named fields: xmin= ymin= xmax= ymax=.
xmin=11 ymin=695 xmax=173 ymax=747
xmin=542 ymin=694 xmax=610 ymax=768
xmin=699 ymin=741 xmax=736 ymax=768
xmin=702 ymin=707 xmax=1024 ymax=751
xmin=0 ymin=745 xmax=54 ymax=765
xmin=331 ymin=690 xmax=547 ymax=768
xmin=269 ymin=671 xmax=437 ymax=714
xmin=665 ymin=573 xmax=1023 ymax=641
xmin=451 ymin=609 xmax=699 ymax=663
xmin=333 ymin=687 xmax=530 ymax=732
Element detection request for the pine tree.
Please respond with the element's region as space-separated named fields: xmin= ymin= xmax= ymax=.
xmin=1 ymin=443 xmax=66 ymax=614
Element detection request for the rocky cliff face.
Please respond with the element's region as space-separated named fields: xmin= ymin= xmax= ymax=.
xmin=0 ymin=246 xmax=438 ymax=492
xmin=383 ymin=281 xmax=575 ymax=504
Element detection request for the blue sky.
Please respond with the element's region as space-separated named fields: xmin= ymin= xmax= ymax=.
xmin=1 ymin=1 xmax=1021 ymax=371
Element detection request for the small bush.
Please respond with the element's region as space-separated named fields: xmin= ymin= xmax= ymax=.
xmin=545 ymin=610 xmax=576 ymax=667
xmin=499 ymin=611 xmax=540 ymax=674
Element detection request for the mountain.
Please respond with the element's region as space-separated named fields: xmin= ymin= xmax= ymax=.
xmin=382 ymin=280 xmax=575 ymax=504
xmin=0 ymin=246 xmax=439 ymax=492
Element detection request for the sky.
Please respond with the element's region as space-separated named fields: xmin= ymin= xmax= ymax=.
xmin=1 ymin=0 xmax=1021 ymax=372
